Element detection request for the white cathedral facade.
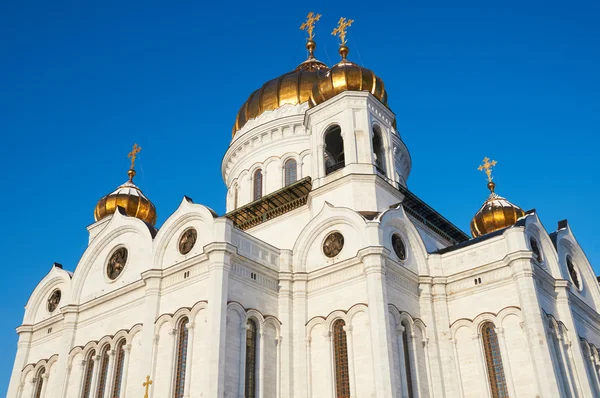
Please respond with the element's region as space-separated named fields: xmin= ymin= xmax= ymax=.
xmin=8 ymin=17 xmax=600 ymax=398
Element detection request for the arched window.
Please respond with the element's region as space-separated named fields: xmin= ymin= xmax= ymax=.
xmin=245 ymin=319 xmax=258 ymax=398
xmin=111 ymin=339 xmax=127 ymax=398
xmin=324 ymin=125 xmax=345 ymax=175
xmin=253 ymin=169 xmax=263 ymax=201
xmin=233 ymin=184 xmax=239 ymax=210
xmin=481 ymin=322 xmax=509 ymax=397
xmin=372 ymin=126 xmax=386 ymax=175
xmin=81 ymin=349 xmax=96 ymax=398
xmin=96 ymin=345 xmax=110 ymax=398
xmin=33 ymin=367 xmax=45 ymax=398
xmin=333 ymin=319 xmax=350 ymax=398
xmin=401 ymin=322 xmax=414 ymax=398
xmin=284 ymin=159 xmax=297 ymax=186
xmin=567 ymin=255 xmax=580 ymax=289
xmin=173 ymin=317 xmax=190 ymax=398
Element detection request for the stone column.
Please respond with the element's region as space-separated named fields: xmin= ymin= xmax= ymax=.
xmin=450 ymin=339 xmax=465 ymax=398
xmin=292 ymin=273 xmax=308 ymax=398
xmin=54 ymin=306 xmax=79 ymax=398
xmin=556 ymin=333 xmax=578 ymax=397
xmin=7 ymin=326 xmax=33 ymax=398
xmin=473 ymin=334 xmax=491 ymax=397
xmin=555 ymin=280 xmax=594 ymax=397
xmin=275 ymin=335 xmax=282 ymax=398
xmin=102 ymin=349 xmax=116 ymax=398
xmin=305 ymin=337 xmax=312 ymax=396
xmin=277 ymin=251 xmax=293 ymax=398
xmin=358 ymin=248 xmax=395 ymax=398
xmin=494 ymin=327 xmax=516 ymax=397
xmin=509 ymin=255 xmax=561 ymax=396
xmin=238 ymin=324 xmax=248 ymax=398
xmin=88 ymin=354 xmax=102 ymax=397
xmin=183 ymin=322 xmax=195 ymax=398
xmin=397 ymin=325 xmax=410 ymax=398
xmin=409 ymin=331 xmax=422 ymax=395
xmin=343 ymin=325 xmax=357 ymax=398
xmin=118 ymin=344 xmax=132 ymax=398
xmin=39 ymin=372 xmax=50 ymax=398
xmin=205 ymin=241 xmax=234 ymax=398
xmin=140 ymin=269 xmax=162 ymax=380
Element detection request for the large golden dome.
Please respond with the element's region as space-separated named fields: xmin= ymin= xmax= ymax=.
xmin=470 ymin=182 xmax=524 ymax=238
xmin=232 ymin=40 xmax=328 ymax=137
xmin=94 ymin=169 xmax=157 ymax=226
xmin=309 ymin=45 xmax=388 ymax=109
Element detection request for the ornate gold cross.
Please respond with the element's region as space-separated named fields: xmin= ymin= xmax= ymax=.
xmin=478 ymin=157 xmax=497 ymax=182
xmin=300 ymin=12 xmax=321 ymax=40
xmin=143 ymin=375 xmax=152 ymax=398
xmin=128 ymin=143 xmax=142 ymax=170
xmin=332 ymin=17 xmax=354 ymax=45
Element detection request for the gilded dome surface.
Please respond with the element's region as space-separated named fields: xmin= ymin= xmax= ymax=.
xmin=232 ymin=46 xmax=328 ymax=137
xmin=94 ymin=169 xmax=157 ymax=226
xmin=309 ymin=46 xmax=388 ymax=109
xmin=470 ymin=182 xmax=524 ymax=238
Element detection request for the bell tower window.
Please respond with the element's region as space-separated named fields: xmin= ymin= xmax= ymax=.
xmin=284 ymin=159 xmax=297 ymax=186
xmin=253 ymin=169 xmax=263 ymax=201
xmin=372 ymin=126 xmax=386 ymax=175
xmin=324 ymin=125 xmax=345 ymax=175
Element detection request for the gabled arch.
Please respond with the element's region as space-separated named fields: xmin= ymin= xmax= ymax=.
xmin=71 ymin=210 xmax=154 ymax=303
xmin=378 ymin=205 xmax=430 ymax=275
xmin=23 ymin=264 xmax=72 ymax=324
xmin=293 ymin=202 xmax=369 ymax=272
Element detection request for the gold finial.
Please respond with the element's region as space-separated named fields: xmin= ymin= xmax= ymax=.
xmin=128 ymin=143 xmax=142 ymax=170
xmin=478 ymin=157 xmax=498 ymax=193
xmin=143 ymin=375 xmax=153 ymax=398
xmin=332 ymin=17 xmax=353 ymax=60
xmin=300 ymin=12 xmax=321 ymax=41
xmin=127 ymin=143 xmax=141 ymax=182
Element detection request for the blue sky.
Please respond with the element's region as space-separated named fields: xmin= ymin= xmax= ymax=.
xmin=1 ymin=0 xmax=599 ymax=393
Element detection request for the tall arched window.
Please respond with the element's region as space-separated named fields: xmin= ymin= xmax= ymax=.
xmin=33 ymin=367 xmax=45 ymax=398
xmin=284 ymin=159 xmax=297 ymax=186
xmin=233 ymin=184 xmax=239 ymax=210
xmin=324 ymin=125 xmax=345 ymax=175
xmin=401 ymin=322 xmax=414 ymax=398
xmin=111 ymin=339 xmax=127 ymax=398
xmin=96 ymin=345 xmax=110 ymax=398
xmin=372 ymin=126 xmax=386 ymax=175
xmin=333 ymin=319 xmax=350 ymax=398
xmin=253 ymin=169 xmax=263 ymax=201
xmin=245 ymin=319 xmax=258 ymax=398
xmin=481 ymin=322 xmax=509 ymax=397
xmin=173 ymin=317 xmax=190 ymax=398
xmin=81 ymin=349 xmax=96 ymax=398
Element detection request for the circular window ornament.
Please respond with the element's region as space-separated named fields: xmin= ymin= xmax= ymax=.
xmin=392 ymin=233 xmax=407 ymax=261
xmin=179 ymin=228 xmax=198 ymax=255
xmin=566 ymin=255 xmax=581 ymax=290
xmin=47 ymin=289 xmax=61 ymax=312
xmin=323 ymin=232 xmax=344 ymax=258
xmin=530 ymin=237 xmax=543 ymax=264
xmin=107 ymin=247 xmax=128 ymax=280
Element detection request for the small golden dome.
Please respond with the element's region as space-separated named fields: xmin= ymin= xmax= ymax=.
xmin=94 ymin=169 xmax=157 ymax=226
xmin=470 ymin=182 xmax=524 ymax=238
xmin=232 ymin=40 xmax=328 ymax=137
xmin=309 ymin=45 xmax=388 ymax=109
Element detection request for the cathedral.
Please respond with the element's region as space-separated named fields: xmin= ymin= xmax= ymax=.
xmin=8 ymin=14 xmax=600 ymax=398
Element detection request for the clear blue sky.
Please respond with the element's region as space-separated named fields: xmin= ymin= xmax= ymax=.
xmin=1 ymin=0 xmax=598 ymax=393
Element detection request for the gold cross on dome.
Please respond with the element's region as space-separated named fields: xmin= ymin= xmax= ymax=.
xmin=300 ymin=12 xmax=321 ymax=40
xmin=128 ymin=143 xmax=142 ymax=170
xmin=143 ymin=375 xmax=153 ymax=398
xmin=332 ymin=17 xmax=354 ymax=45
xmin=478 ymin=157 xmax=497 ymax=182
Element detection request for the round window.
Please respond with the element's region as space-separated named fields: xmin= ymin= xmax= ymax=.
xmin=179 ymin=228 xmax=198 ymax=255
xmin=392 ymin=233 xmax=407 ymax=261
xmin=530 ymin=237 xmax=542 ymax=264
xmin=323 ymin=232 xmax=344 ymax=258
xmin=107 ymin=247 xmax=128 ymax=280
xmin=566 ymin=255 xmax=581 ymax=290
xmin=47 ymin=289 xmax=61 ymax=312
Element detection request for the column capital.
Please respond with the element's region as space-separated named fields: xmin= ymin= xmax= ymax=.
xmin=185 ymin=322 xmax=195 ymax=330
xmin=343 ymin=325 xmax=353 ymax=334
xmin=323 ymin=330 xmax=331 ymax=341
xmin=494 ymin=327 xmax=505 ymax=335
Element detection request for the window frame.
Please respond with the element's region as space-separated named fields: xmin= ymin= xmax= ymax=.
xmin=284 ymin=158 xmax=298 ymax=186
xmin=81 ymin=349 xmax=97 ymax=398
xmin=33 ymin=367 xmax=45 ymax=398
xmin=111 ymin=339 xmax=127 ymax=398
xmin=95 ymin=345 xmax=110 ymax=398
xmin=173 ymin=317 xmax=190 ymax=398
xmin=481 ymin=322 xmax=509 ymax=397
xmin=245 ymin=319 xmax=258 ymax=398
xmin=332 ymin=319 xmax=351 ymax=398
xmin=253 ymin=169 xmax=263 ymax=201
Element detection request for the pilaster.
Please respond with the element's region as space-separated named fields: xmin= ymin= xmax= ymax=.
xmin=53 ymin=305 xmax=79 ymax=398
xmin=7 ymin=326 xmax=33 ymax=398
